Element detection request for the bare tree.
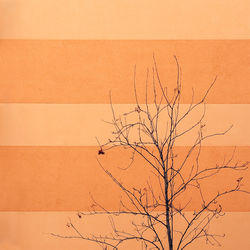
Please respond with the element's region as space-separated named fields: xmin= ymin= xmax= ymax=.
xmin=52 ymin=56 xmax=249 ymax=250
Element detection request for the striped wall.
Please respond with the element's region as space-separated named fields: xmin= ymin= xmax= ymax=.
xmin=0 ymin=0 xmax=250 ymax=249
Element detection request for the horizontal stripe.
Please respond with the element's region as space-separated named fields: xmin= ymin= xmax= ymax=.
xmin=0 ymin=212 xmax=249 ymax=249
xmin=0 ymin=146 xmax=249 ymax=211
xmin=0 ymin=40 xmax=250 ymax=104
xmin=1 ymin=0 xmax=250 ymax=39
xmin=0 ymin=104 xmax=249 ymax=146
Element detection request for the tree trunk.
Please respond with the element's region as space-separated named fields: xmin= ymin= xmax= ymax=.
xmin=165 ymin=174 xmax=173 ymax=250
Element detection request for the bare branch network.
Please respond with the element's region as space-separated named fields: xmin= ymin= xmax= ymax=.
xmin=52 ymin=57 xmax=249 ymax=250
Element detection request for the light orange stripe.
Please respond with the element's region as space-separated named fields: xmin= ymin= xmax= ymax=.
xmin=0 ymin=212 xmax=249 ymax=250
xmin=0 ymin=146 xmax=248 ymax=211
xmin=1 ymin=0 xmax=249 ymax=39
xmin=0 ymin=104 xmax=249 ymax=146
xmin=0 ymin=40 xmax=249 ymax=104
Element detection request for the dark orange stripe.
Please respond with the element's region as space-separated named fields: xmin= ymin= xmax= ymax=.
xmin=0 ymin=146 xmax=249 ymax=211
xmin=0 ymin=40 xmax=249 ymax=104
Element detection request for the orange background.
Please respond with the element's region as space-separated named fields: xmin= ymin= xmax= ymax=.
xmin=0 ymin=0 xmax=250 ymax=249
xmin=0 ymin=146 xmax=249 ymax=212
xmin=0 ymin=40 xmax=249 ymax=104
xmin=1 ymin=0 xmax=249 ymax=39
